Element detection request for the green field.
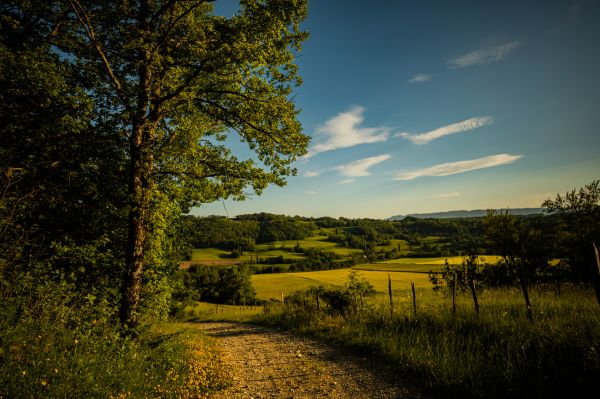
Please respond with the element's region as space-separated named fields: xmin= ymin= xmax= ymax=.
xmin=189 ymin=234 xmax=364 ymax=265
xmin=252 ymin=268 xmax=432 ymax=300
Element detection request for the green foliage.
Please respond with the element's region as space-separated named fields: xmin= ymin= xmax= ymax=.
xmin=483 ymin=210 xmax=555 ymax=282
xmin=174 ymin=264 xmax=257 ymax=305
xmin=0 ymin=0 xmax=128 ymax=292
xmin=543 ymin=180 xmax=600 ymax=281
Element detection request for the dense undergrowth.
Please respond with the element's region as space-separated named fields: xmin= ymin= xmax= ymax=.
xmin=253 ymin=284 xmax=600 ymax=399
xmin=0 ymin=278 xmax=231 ymax=398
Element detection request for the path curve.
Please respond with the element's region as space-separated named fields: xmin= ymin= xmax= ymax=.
xmin=199 ymin=322 xmax=428 ymax=399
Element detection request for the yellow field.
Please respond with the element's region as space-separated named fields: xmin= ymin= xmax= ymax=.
xmin=252 ymin=268 xmax=432 ymax=300
xmin=355 ymin=255 xmax=503 ymax=273
xmin=378 ymin=255 xmax=502 ymax=265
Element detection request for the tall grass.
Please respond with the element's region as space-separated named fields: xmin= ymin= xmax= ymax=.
xmin=255 ymin=284 xmax=600 ymax=398
xmin=0 ymin=279 xmax=231 ymax=398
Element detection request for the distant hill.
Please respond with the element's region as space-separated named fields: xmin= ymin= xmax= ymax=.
xmin=387 ymin=208 xmax=544 ymax=221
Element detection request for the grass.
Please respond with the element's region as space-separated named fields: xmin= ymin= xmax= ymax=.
xmin=252 ymin=268 xmax=432 ymax=300
xmin=356 ymin=255 xmax=503 ymax=273
xmin=0 ymin=282 xmax=232 ymax=399
xmin=191 ymin=248 xmax=232 ymax=261
xmin=254 ymin=283 xmax=600 ymax=399
xmin=172 ymin=302 xmax=263 ymax=323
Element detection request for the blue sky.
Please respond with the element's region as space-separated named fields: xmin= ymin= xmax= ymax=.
xmin=193 ymin=0 xmax=600 ymax=219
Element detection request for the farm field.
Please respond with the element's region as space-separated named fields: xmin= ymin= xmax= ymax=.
xmin=356 ymin=255 xmax=503 ymax=273
xmin=188 ymin=234 xmax=363 ymax=266
xmin=252 ymin=268 xmax=431 ymax=300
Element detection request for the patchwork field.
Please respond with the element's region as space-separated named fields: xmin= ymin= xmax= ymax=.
xmin=188 ymin=234 xmax=363 ymax=266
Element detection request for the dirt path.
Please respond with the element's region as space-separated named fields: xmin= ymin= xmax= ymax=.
xmin=199 ymin=322 xmax=428 ymax=399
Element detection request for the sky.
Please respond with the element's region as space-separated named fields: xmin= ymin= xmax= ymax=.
xmin=193 ymin=0 xmax=600 ymax=219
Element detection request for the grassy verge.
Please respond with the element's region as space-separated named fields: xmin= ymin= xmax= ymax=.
xmin=0 ymin=282 xmax=232 ymax=398
xmin=171 ymin=300 xmax=263 ymax=323
xmin=252 ymin=284 xmax=600 ymax=398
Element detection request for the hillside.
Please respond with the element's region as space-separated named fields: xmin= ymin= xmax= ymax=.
xmin=387 ymin=207 xmax=544 ymax=220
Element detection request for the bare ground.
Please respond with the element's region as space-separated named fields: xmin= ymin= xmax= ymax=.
xmin=199 ymin=322 xmax=429 ymax=399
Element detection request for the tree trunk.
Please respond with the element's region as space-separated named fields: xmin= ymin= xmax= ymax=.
xmin=120 ymin=123 xmax=153 ymax=329
xmin=121 ymin=3 xmax=152 ymax=329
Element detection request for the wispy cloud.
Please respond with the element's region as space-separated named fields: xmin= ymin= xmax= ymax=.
xmin=304 ymin=190 xmax=318 ymax=195
xmin=433 ymin=192 xmax=461 ymax=199
xmin=334 ymin=154 xmax=391 ymax=177
xmin=408 ymin=73 xmax=432 ymax=83
xmin=393 ymin=154 xmax=522 ymax=180
xmin=309 ymin=107 xmax=390 ymax=156
xmin=303 ymin=171 xmax=320 ymax=177
xmin=397 ymin=116 xmax=493 ymax=145
xmin=339 ymin=179 xmax=355 ymax=184
xmin=447 ymin=41 xmax=519 ymax=68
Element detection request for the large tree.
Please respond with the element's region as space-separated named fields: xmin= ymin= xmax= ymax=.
xmin=3 ymin=0 xmax=309 ymax=328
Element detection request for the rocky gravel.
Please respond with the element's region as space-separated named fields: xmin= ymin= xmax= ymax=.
xmin=199 ymin=322 xmax=428 ymax=399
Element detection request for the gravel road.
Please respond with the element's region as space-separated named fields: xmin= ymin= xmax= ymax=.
xmin=199 ymin=322 xmax=428 ymax=399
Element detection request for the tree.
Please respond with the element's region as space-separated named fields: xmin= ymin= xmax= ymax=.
xmin=543 ymin=180 xmax=600 ymax=281
xmin=0 ymin=2 xmax=128 ymax=289
xmin=3 ymin=0 xmax=309 ymax=328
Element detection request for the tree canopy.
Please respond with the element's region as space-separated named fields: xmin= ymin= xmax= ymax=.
xmin=1 ymin=0 xmax=310 ymax=328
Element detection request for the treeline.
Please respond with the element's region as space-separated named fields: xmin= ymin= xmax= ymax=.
xmin=183 ymin=213 xmax=315 ymax=250
xmin=173 ymin=265 xmax=256 ymax=305
xmin=183 ymin=213 xmax=488 ymax=257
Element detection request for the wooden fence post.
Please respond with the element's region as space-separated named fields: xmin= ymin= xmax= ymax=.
xmin=388 ymin=274 xmax=394 ymax=318
xmin=468 ymin=278 xmax=479 ymax=318
xmin=411 ymin=282 xmax=417 ymax=316
xmin=452 ymin=272 xmax=457 ymax=315
xmin=515 ymin=260 xmax=533 ymax=322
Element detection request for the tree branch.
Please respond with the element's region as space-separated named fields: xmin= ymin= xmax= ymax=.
xmin=198 ymin=98 xmax=284 ymax=147
xmin=69 ymin=0 xmax=130 ymax=113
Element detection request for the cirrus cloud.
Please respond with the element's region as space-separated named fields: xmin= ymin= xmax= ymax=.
xmin=447 ymin=41 xmax=520 ymax=68
xmin=397 ymin=116 xmax=493 ymax=145
xmin=393 ymin=154 xmax=522 ymax=180
xmin=303 ymin=171 xmax=320 ymax=177
xmin=408 ymin=73 xmax=433 ymax=83
xmin=308 ymin=106 xmax=390 ymax=156
xmin=334 ymin=154 xmax=392 ymax=177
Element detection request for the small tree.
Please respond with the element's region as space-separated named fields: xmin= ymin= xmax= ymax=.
xmin=543 ymin=180 xmax=600 ymax=282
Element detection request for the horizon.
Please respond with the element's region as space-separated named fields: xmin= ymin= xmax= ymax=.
xmin=191 ymin=206 xmax=546 ymax=220
xmin=192 ymin=0 xmax=600 ymax=219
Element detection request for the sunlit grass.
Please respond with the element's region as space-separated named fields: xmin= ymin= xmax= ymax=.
xmin=252 ymin=268 xmax=432 ymax=300
xmin=255 ymin=283 xmax=600 ymax=399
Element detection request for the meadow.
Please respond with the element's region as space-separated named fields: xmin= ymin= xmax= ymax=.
xmin=253 ymin=283 xmax=600 ymax=399
xmin=252 ymin=268 xmax=432 ymax=300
